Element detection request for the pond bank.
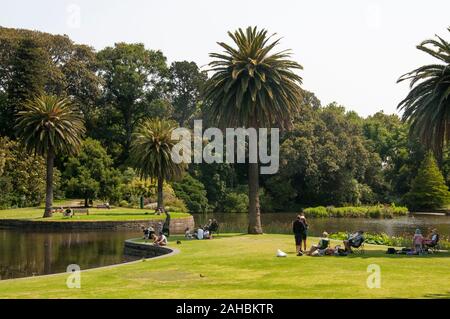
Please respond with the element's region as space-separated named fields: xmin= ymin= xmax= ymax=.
xmin=0 ymin=215 xmax=194 ymax=233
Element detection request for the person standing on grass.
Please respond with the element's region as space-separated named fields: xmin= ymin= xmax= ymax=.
xmin=300 ymin=215 xmax=308 ymax=252
xmin=162 ymin=211 xmax=171 ymax=237
xmin=293 ymin=215 xmax=307 ymax=256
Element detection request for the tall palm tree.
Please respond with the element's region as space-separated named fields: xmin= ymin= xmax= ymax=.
xmin=204 ymin=26 xmax=303 ymax=234
xmin=130 ymin=119 xmax=184 ymax=212
xmin=15 ymin=94 xmax=85 ymax=217
xmin=398 ymin=28 xmax=450 ymax=160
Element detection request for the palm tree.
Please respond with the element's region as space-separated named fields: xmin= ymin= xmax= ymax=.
xmin=130 ymin=119 xmax=184 ymax=212
xmin=15 ymin=94 xmax=85 ymax=217
xmin=204 ymin=26 xmax=303 ymax=234
xmin=397 ymin=28 xmax=450 ymax=160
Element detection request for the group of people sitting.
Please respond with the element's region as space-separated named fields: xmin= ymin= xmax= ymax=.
xmin=411 ymin=228 xmax=440 ymax=254
xmin=293 ymin=213 xmax=442 ymax=257
xmin=185 ymin=219 xmax=219 ymax=240
xmin=305 ymin=230 xmax=365 ymax=257
xmin=141 ymin=225 xmax=168 ymax=246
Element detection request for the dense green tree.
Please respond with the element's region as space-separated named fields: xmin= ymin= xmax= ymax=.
xmin=97 ymin=43 xmax=168 ymax=161
xmin=173 ymin=174 xmax=210 ymax=213
xmin=63 ymin=138 xmax=118 ymax=207
xmin=0 ymin=27 xmax=102 ymax=136
xmin=204 ymin=27 xmax=303 ymax=233
xmin=15 ymin=95 xmax=85 ymax=217
xmin=168 ymin=61 xmax=207 ymax=126
xmin=0 ymin=136 xmax=61 ymax=208
xmin=398 ymin=28 xmax=450 ymax=160
xmin=1 ymin=38 xmax=46 ymax=136
xmin=405 ymin=152 xmax=450 ymax=210
xmin=130 ymin=119 xmax=184 ymax=211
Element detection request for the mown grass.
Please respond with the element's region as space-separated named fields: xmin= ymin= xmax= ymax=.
xmin=0 ymin=206 xmax=190 ymax=221
xmin=0 ymin=234 xmax=449 ymax=299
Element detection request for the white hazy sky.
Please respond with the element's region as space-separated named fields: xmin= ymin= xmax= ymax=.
xmin=1 ymin=0 xmax=449 ymax=117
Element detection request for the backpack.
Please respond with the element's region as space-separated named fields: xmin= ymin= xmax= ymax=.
xmin=386 ymin=248 xmax=396 ymax=254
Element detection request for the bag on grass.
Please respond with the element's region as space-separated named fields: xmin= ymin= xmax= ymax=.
xmin=386 ymin=248 xmax=397 ymax=254
xmin=276 ymin=249 xmax=287 ymax=257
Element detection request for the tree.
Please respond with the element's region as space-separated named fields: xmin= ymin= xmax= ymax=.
xmin=173 ymin=174 xmax=210 ymax=213
xmin=1 ymin=38 xmax=46 ymax=136
xmin=168 ymin=61 xmax=207 ymax=126
xmin=405 ymin=152 xmax=450 ymax=210
xmin=130 ymin=119 xmax=184 ymax=211
xmin=97 ymin=43 xmax=168 ymax=161
xmin=0 ymin=27 xmax=102 ymax=136
xmin=397 ymin=28 xmax=450 ymax=160
xmin=204 ymin=27 xmax=303 ymax=234
xmin=63 ymin=138 xmax=116 ymax=207
xmin=15 ymin=95 xmax=85 ymax=217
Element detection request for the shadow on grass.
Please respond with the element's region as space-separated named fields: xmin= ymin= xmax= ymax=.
xmin=344 ymin=250 xmax=450 ymax=259
xmin=422 ymin=291 xmax=450 ymax=299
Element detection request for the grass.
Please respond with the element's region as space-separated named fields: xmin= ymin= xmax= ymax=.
xmin=0 ymin=206 xmax=190 ymax=221
xmin=0 ymin=234 xmax=449 ymax=299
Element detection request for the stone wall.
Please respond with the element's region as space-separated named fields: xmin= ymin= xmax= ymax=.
xmin=0 ymin=215 xmax=195 ymax=234
xmin=123 ymin=239 xmax=173 ymax=258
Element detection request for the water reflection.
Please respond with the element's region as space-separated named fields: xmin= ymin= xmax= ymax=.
xmin=0 ymin=229 xmax=141 ymax=280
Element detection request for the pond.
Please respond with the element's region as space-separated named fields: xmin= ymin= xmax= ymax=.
xmin=0 ymin=229 xmax=141 ymax=280
xmin=1 ymin=213 xmax=449 ymax=280
xmin=193 ymin=213 xmax=450 ymax=238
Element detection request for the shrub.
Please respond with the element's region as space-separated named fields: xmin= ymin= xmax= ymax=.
xmin=119 ymin=200 xmax=129 ymax=207
xmin=302 ymin=205 xmax=408 ymax=218
xmin=405 ymin=152 xmax=450 ymax=210
xmin=303 ymin=206 xmax=328 ymax=217
xmin=221 ymin=191 xmax=249 ymax=213
xmin=172 ymin=174 xmax=210 ymax=213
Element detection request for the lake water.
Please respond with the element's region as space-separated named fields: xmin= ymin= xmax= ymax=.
xmin=193 ymin=213 xmax=450 ymax=238
xmin=1 ymin=213 xmax=449 ymax=280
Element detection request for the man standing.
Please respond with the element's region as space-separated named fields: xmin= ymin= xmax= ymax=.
xmin=293 ymin=215 xmax=306 ymax=256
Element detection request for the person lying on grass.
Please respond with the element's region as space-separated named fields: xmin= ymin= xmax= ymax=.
xmin=306 ymin=232 xmax=330 ymax=256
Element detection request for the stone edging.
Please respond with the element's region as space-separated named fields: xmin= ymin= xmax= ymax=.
xmin=0 ymin=215 xmax=195 ymax=233
xmin=0 ymin=238 xmax=179 ymax=283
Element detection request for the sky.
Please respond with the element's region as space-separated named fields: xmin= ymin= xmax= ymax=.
xmin=0 ymin=0 xmax=449 ymax=117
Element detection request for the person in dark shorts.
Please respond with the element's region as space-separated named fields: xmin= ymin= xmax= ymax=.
xmin=293 ymin=215 xmax=307 ymax=256
xmin=299 ymin=215 xmax=308 ymax=252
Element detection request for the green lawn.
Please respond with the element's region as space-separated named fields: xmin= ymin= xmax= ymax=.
xmin=0 ymin=234 xmax=449 ymax=299
xmin=0 ymin=206 xmax=190 ymax=221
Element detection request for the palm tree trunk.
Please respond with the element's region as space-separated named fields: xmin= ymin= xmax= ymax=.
xmin=248 ymin=161 xmax=263 ymax=234
xmin=157 ymin=175 xmax=164 ymax=211
xmin=43 ymin=149 xmax=54 ymax=218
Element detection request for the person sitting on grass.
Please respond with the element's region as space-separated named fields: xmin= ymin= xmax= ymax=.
xmin=64 ymin=208 xmax=73 ymax=218
xmin=185 ymin=227 xmax=193 ymax=240
xmin=195 ymin=227 xmax=204 ymax=240
xmin=344 ymin=230 xmax=365 ymax=253
xmin=141 ymin=225 xmax=155 ymax=240
xmin=203 ymin=228 xmax=211 ymax=239
xmin=153 ymin=233 xmax=168 ymax=246
xmin=306 ymin=232 xmax=330 ymax=256
xmin=412 ymin=229 xmax=424 ymax=254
